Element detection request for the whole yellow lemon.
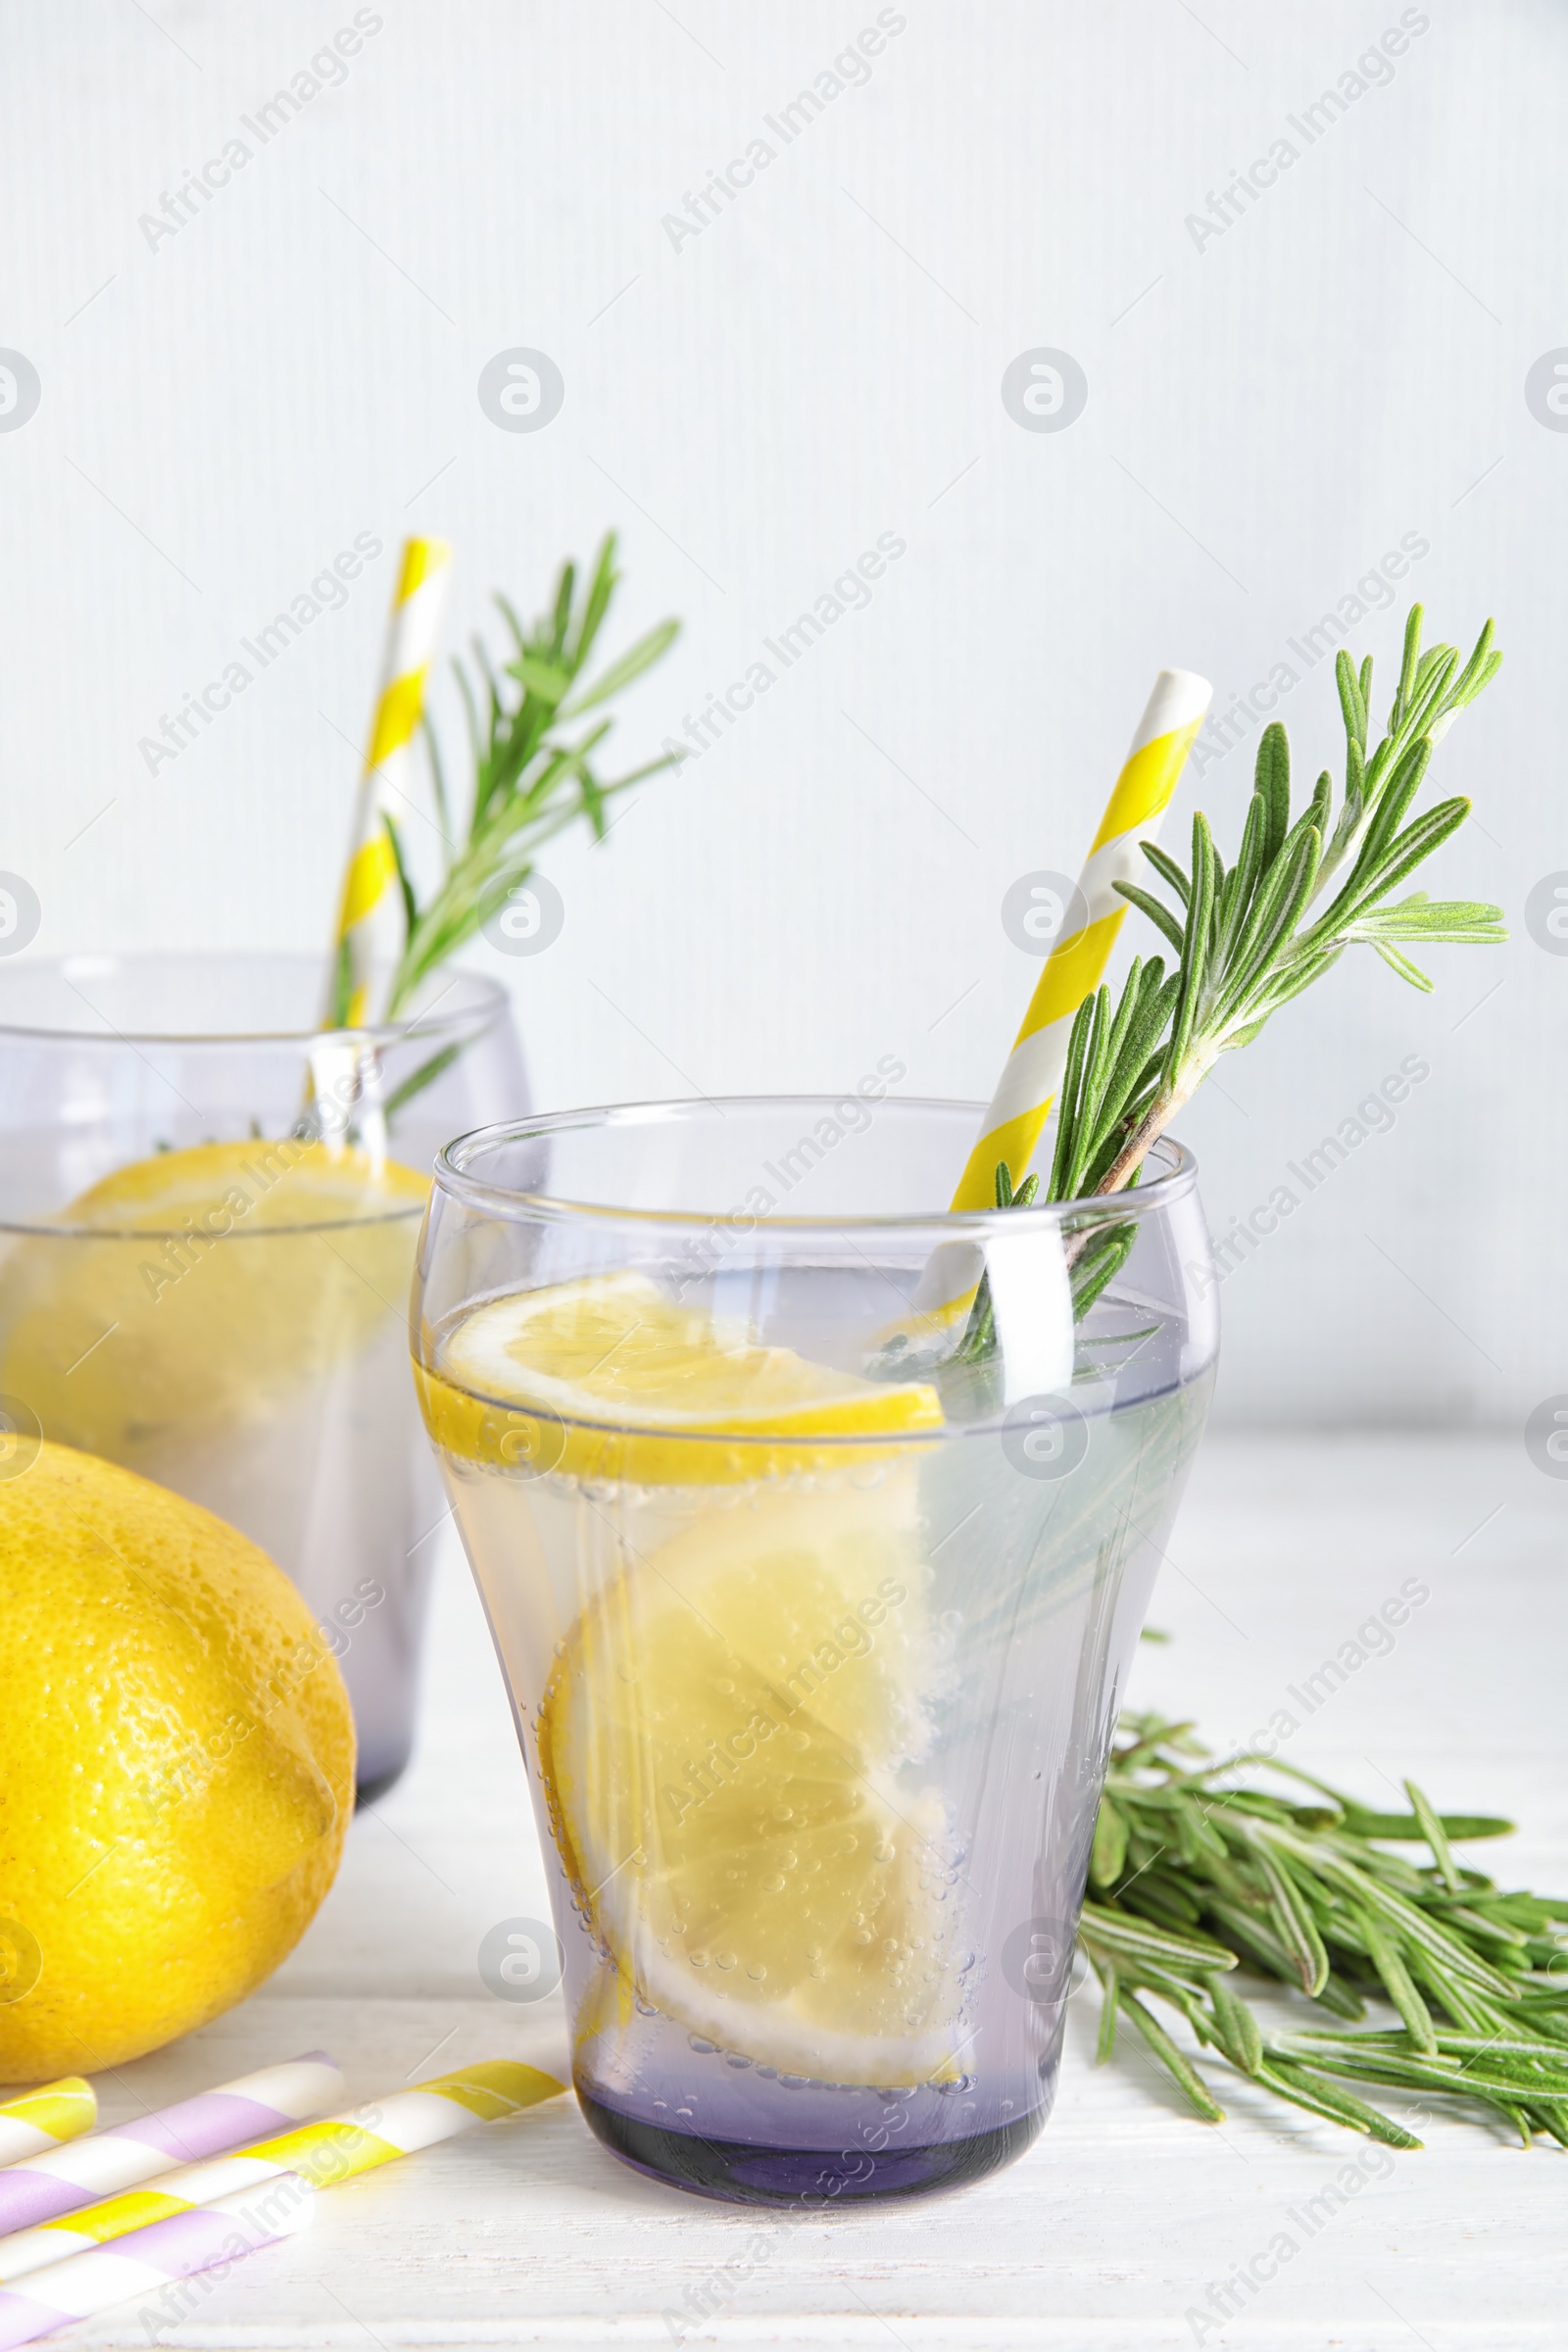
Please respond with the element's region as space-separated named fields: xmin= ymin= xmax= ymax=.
xmin=0 ymin=1444 xmax=355 ymax=2081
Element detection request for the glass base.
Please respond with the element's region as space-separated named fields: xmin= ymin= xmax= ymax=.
xmin=579 ymin=2088 xmax=1046 ymax=2205
xmin=355 ymin=1757 xmax=411 ymax=1808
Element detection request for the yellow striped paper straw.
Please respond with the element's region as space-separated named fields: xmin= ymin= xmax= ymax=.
xmin=0 ymin=2062 xmax=563 ymax=2285
xmin=0 ymin=2090 xmax=94 ymax=2176
xmin=950 ymin=667 xmax=1212 ymax=1209
xmin=326 ymin=536 xmax=453 ymax=1029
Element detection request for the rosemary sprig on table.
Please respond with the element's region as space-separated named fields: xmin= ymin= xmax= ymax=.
xmin=382 ymin=533 xmax=678 ymax=1019
xmin=1048 ymin=604 xmax=1504 ymax=1206
xmin=1081 ymin=1714 xmax=1568 ymax=2149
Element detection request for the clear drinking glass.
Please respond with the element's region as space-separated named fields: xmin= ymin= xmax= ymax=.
xmin=414 ymin=1097 xmax=1218 ymax=2204
xmin=0 ymin=953 xmax=526 ymax=1797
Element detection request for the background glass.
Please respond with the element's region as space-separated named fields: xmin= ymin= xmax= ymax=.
xmin=415 ymin=1097 xmax=1218 ymax=2203
xmin=0 ymin=953 xmax=527 ymax=1797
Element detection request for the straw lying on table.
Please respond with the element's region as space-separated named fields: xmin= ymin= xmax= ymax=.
xmin=0 ymin=2090 xmax=94 ymax=2175
xmin=0 ymin=2060 xmax=563 ymax=2286
xmin=0 ymin=2056 xmax=343 ymax=2236
xmin=948 ymin=666 xmax=1211 ymax=1210
xmin=326 ymin=535 xmax=453 ymax=1030
xmin=0 ymin=2182 xmax=317 ymax=2352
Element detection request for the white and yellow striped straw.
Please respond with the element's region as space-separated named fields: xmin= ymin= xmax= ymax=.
xmin=0 ymin=2089 xmax=94 ymax=2176
xmin=949 ymin=667 xmax=1212 ymax=1209
xmin=326 ymin=536 xmax=453 ymax=1030
xmin=0 ymin=2061 xmax=563 ymax=2286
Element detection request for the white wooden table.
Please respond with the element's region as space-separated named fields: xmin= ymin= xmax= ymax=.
xmin=75 ymin=1434 xmax=1568 ymax=2350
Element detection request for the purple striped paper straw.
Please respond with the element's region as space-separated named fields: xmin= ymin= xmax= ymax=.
xmin=0 ymin=2179 xmax=315 ymax=2348
xmin=0 ymin=2055 xmax=342 ymax=2235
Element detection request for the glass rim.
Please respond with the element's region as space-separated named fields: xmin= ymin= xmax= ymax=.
xmin=432 ymin=1096 xmax=1199 ymax=1234
xmin=0 ymin=953 xmax=509 ymax=1048
xmin=0 ymin=1200 xmax=427 ymax=1243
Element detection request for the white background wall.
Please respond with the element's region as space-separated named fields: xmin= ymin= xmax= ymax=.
xmin=1 ymin=0 xmax=1563 ymax=1426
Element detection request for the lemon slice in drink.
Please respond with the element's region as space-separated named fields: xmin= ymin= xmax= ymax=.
xmin=424 ymin=1271 xmax=959 ymax=2083
xmin=542 ymin=1474 xmax=961 ymax=2086
xmin=0 ymin=1141 xmax=427 ymax=1473
xmin=422 ymin=1270 xmax=944 ymax=1486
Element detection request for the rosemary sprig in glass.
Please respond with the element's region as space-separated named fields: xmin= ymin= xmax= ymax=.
xmin=380 ymin=532 xmax=678 ymax=1022
xmin=1050 ymin=603 xmax=1504 ymax=1206
xmin=1082 ymin=1714 xmax=1568 ymax=2149
xmin=955 ymin=606 xmax=1505 ymax=1357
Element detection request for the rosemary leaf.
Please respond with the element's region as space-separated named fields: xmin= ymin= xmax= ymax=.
xmin=1253 ymin=2059 xmax=1420 ymax=2150
xmin=1118 ymin=1985 xmax=1227 ymax=2122
xmin=1405 ymin=1777 xmax=1463 ymax=1891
